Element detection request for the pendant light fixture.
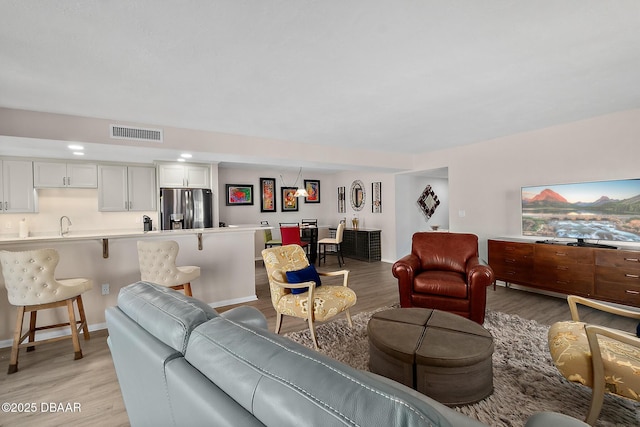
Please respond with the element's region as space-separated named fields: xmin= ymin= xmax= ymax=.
xmin=280 ymin=167 xmax=308 ymax=197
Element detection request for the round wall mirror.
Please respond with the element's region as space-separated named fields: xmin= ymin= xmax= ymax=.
xmin=350 ymin=180 xmax=365 ymax=211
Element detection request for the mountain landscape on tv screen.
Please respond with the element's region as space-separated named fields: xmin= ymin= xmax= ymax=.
xmin=522 ymin=188 xmax=640 ymax=242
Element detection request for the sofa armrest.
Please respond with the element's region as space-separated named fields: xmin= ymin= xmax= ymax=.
xmin=392 ymin=254 xmax=421 ymax=307
xmin=220 ymin=306 xmax=268 ymax=330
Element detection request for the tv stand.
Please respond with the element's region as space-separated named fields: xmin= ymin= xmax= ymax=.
xmin=488 ymin=238 xmax=640 ymax=308
xmin=566 ymin=238 xmax=617 ymax=250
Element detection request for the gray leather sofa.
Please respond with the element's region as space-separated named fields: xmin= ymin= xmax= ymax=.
xmin=106 ymin=282 xmax=588 ymax=427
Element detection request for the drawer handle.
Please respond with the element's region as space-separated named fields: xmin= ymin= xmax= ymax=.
xmin=555 ymin=252 xmax=567 ymax=256
xmin=556 ymin=280 xmax=569 ymax=285
xmin=625 ymin=290 xmax=640 ymax=295
xmin=505 ymin=258 xmax=516 ymax=263
xmin=624 ymin=258 xmax=639 ymax=263
xmin=625 ymin=274 xmax=640 ymax=279
xmin=557 ymin=266 xmax=569 ymax=271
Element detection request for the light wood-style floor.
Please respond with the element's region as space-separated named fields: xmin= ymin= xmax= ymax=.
xmin=1 ymin=256 xmax=637 ymax=426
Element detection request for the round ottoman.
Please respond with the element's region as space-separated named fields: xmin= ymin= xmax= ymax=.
xmin=368 ymin=308 xmax=494 ymax=406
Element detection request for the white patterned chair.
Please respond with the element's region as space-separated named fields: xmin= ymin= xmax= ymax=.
xmin=0 ymin=248 xmax=93 ymax=374
xmin=548 ymin=295 xmax=640 ymax=425
xmin=261 ymin=244 xmax=356 ymax=350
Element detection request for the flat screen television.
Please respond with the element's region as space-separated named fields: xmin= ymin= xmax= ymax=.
xmin=521 ymin=178 xmax=640 ymax=247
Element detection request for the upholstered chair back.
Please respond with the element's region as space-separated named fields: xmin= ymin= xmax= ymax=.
xmin=335 ymin=222 xmax=345 ymax=244
xmin=0 ymin=248 xmax=81 ymax=306
xmin=137 ymin=240 xmax=189 ymax=287
xmin=412 ymin=232 xmax=478 ymax=274
xmin=262 ymin=245 xmax=309 ymax=307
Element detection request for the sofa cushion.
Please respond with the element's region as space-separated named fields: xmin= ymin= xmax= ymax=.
xmin=117 ymin=281 xmax=219 ymax=353
xmin=414 ymin=271 xmax=468 ymax=298
xmin=285 ymin=264 xmax=322 ymax=294
xmin=185 ymin=316 xmax=468 ymax=427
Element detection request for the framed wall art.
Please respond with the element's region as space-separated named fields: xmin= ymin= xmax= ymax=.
xmin=338 ymin=186 xmax=346 ymax=213
xmin=304 ymin=179 xmax=320 ymax=203
xmin=226 ymin=184 xmax=254 ymax=206
xmin=259 ymin=177 xmax=276 ymax=212
xmin=417 ymin=185 xmax=440 ymax=219
xmin=372 ymin=181 xmax=382 ymax=213
xmin=281 ymin=187 xmax=298 ymax=212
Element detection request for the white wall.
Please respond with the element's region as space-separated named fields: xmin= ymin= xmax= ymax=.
xmin=405 ymin=109 xmax=640 ymax=260
xmin=217 ymin=166 xmax=400 ymax=262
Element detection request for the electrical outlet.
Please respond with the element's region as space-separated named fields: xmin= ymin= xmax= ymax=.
xmin=101 ymin=283 xmax=110 ymax=295
xmin=5 ymin=222 xmax=11 ymax=229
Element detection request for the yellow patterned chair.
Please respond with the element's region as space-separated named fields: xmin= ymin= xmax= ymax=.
xmin=261 ymin=244 xmax=356 ymax=350
xmin=548 ymin=295 xmax=640 ymax=425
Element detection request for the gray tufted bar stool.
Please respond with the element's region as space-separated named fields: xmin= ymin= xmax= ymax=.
xmin=137 ymin=240 xmax=200 ymax=297
xmin=0 ymin=248 xmax=93 ymax=374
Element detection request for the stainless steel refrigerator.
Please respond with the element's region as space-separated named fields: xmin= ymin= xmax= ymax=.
xmin=160 ymin=188 xmax=213 ymax=230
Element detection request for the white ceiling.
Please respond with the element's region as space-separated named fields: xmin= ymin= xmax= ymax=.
xmin=1 ymin=1 xmax=639 ymax=168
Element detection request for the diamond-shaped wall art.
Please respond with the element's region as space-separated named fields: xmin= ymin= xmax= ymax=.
xmin=417 ymin=185 xmax=440 ymax=220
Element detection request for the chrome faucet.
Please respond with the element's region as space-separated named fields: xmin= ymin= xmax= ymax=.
xmin=60 ymin=216 xmax=72 ymax=236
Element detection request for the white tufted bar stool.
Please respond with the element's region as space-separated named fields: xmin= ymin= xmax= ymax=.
xmin=0 ymin=248 xmax=93 ymax=374
xmin=137 ymin=240 xmax=200 ymax=297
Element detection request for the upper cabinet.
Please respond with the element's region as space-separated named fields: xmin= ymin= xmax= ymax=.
xmin=158 ymin=163 xmax=209 ymax=188
xmin=34 ymin=161 xmax=97 ymax=188
xmin=1 ymin=160 xmax=36 ymax=213
xmin=98 ymin=165 xmax=157 ymax=212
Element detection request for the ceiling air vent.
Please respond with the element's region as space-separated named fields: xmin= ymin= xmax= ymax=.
xmin=110 ymin=124 xmax=163 ymax=142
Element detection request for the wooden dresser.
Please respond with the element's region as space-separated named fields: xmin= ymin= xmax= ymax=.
xmin=488 ymin=238 xmax=640 ymax=307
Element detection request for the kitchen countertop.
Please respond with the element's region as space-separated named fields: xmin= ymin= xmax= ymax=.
xmin=0 ymin=225 xmax=264 ymax=244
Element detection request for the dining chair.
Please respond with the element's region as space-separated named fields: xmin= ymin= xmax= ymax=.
xmin=0 ymin=248 xmax=93 ymax=374
xmin=301 ymin=219 xmax=318 ymax=226
xmin=279 ymin=222 xmax=299 ymax=227
xmin=280 ymin=225 xmax=309 ymax=255
xmin=318 ymin=222 xmax=345 ymax=267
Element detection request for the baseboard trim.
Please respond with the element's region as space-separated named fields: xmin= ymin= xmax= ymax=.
xmin=209 ymin=295 xmax=258 ymax=308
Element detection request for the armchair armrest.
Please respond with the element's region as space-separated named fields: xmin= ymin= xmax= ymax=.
xmin=318 ymin=269 xmax=350 ymax=287
xmin=269 ymin=271 xmax=317 ymax=308
xmin=583 ymin=324 xmax=640 ymax=425
xmin=567 ymin=295 xmax=640 ymax=322
xmin=392 ymin=254 xmax=421 ymax=307
xmin=466 ymin=257 xmax=494 ymax=288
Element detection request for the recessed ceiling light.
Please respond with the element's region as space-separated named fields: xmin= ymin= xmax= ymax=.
xmin=177 ymin=158 xmax=186 ymax=162
xmin=180 ymin=153 xmax=192 ymax=158
xmin=68 ymin=144 xmax=84 ymax=150
xmin=73 ymin=152 xmax=85 ymax=156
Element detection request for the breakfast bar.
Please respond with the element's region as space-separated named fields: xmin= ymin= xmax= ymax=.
xmin=0 ymin=226 xmax=261 ymax=346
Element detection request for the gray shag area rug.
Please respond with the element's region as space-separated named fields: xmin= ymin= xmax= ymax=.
xmin=284 ymin=308 xmax=640 ymax=427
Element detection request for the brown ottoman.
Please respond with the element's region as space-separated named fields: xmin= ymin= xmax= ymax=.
xmin=368 ymin=308 xmax=494 ymax=406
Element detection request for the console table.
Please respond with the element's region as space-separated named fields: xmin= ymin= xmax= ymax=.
xmin=341 ymin=228 xmax=381 ymax=262
xmin=488 ymin=238 xmax=640 ymax=307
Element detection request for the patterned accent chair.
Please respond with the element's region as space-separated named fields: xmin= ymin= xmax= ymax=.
xmin=548 ymin=295 xmax=640 ymax=425
xmin=261 ymin=244 xmax=357 ymax=350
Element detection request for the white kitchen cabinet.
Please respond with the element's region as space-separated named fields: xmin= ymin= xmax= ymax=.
xmin=1 ymin=160 xmax=36 ymax=213
xmin=34 ymin=161 xmax=97 ymax=188
xmin=98 ymin=165 xmax=156 ymax=211
xmin=158 ymin=163 xmax=209 ymax=188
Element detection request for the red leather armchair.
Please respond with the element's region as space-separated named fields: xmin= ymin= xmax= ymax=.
xmin=392 ymin=232 xmax=494 ymax=324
